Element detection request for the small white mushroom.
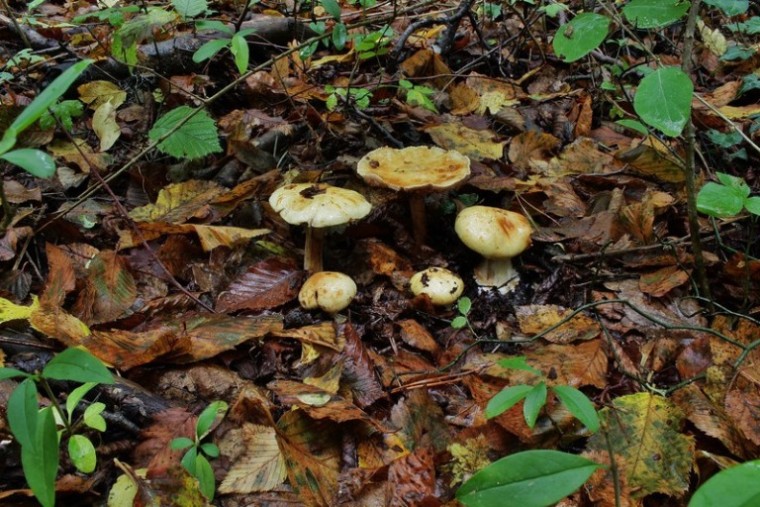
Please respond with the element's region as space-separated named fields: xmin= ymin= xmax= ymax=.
xmin=269 ymin=183 xmax=371 ymax=272
xmin=409 ymin=267 xmax=464 ymax=306
xmin=357 ymin=146 xmax=470 ymax=248
xmin=299 ymin=271 xmax=357 ymax=314
xmin=454 ymin=206 xmax=532 ymax=294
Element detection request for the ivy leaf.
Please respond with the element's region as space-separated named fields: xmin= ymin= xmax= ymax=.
xmin=149 ymin=106 xmax=222 ymax=160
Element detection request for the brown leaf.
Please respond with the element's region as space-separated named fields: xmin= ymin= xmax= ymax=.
xmin=515 ymin=304 xmax=601 ymax=343
xmin=218 ymin=423 xmax=287 ymax=494
xmin=508 ymin=131 xmax=561 ymax=171
xmin=725 ymin=388 xmax=760 ymax=447
xmin=41 ymin=243 xmax=76 ymax=307
xmin=638 ymin=266 xmax=690 ymax=297
xmin=73 ymin=250 xmax=137 ymax=325
xmin=217 ymin=257 xmax=303 ymax=312
xmin=397 ymin=319 xmax=440 ymax=353
xmin=273 ymin=322 xmax=344 ymax=352
xmin=387 ymin=444 xmax=437 ymax=506
xmin=340 ymin=323 xmax=387 ymax=408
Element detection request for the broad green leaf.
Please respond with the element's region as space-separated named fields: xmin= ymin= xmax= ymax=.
xmin=201 ymin=442 xmax=219 ymax=458
xmin=8 ymin=378 xmax=39 ymax=448
xmin=697 ymin=181 xmax=746 ymax=217
xmin=744 ymin=196 xmax=760 ymax=215
xmin=0 ymin=367 xmax=29 ymax=380
xmin=22 ymin=407 xmax=58 ymax=507
xmin=84 ymin=402 xmax=107 ymax=432
xmin=729 ymin=17 xmax=760 ymax=35
xmin=523 ymin=382 xmax=547 ymax=428
xmin=552 ymin=13 xmax=610 ymax=62
xmin=320 ymin=0 xmax=342 ymax=20
xmin=149 ymin=106 xmax=222 ymax=160
xmin=195 ymin=20 xmax=232 ymax=34
xmin=230 ymin=33 xmax=250 ymax=74
xmin=0 ymin=149 xmax=56 ymax=178
xmin=195 ymin=454 xmax=216 ymax=499
xmin=66 ymin=382 xmax=98 ymax=423
xmin=623 ymin=0 xmax=690 ymax=29
xmin=497 ymin=356 xmax=542 ymax=375
xmin=721 ymin=45 xmax=755 ymax=61
xmin=0 ymin=59 xmax=92 ymax=155
xmin=451 ymin=316 xmax=468 ymax=329
xmin=689 ymin=459 xmax=760 ymax=507
xmin=707 ymin=129 xmax=743 ymax=148
xmin=171 ymin=437 xmax=195 ymax=450
xmin=717 ymin=172 xmax=750 ymax=193
xmin=485 ymin=384 xmax=532 ymax=418
xmin=43 ymin=348 xmax=114 ymax=384
xmin=703 ymin=0 xmax=749 ymax=17
xmin=615 ymin=119 xmax=648 ymax=135
xmin=69 ymin=434 xmax=97 ymax=473
xmin=457 ymin=297 xmax=472 ymax=315
xmin=457 ymin=450 xmax=601 ymax=507
xmin=634 ymin=67 xmax=693 ymax=137
xmin=182 ymin=447 xmax=199 ymax=475
xmin=172 ymin=0 xmax=208 ymax=18
xmin=332 ymin=22 xmax=348 ymax=51
xmin=552 ymin=385 xmax=600 ymax=432
xmin=585 ymin=392 xmax=694 ymax=497
xmin=196 ymin=400 xmax=228 ymax=439
xmin=192 ymin=38 xmax=231 ymax=63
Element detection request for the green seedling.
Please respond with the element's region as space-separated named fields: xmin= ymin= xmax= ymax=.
xmin=325 ymin=85 xmax=373 ymax=111
xmin=193 ymin=21 xmax=257 ymax=74
xmin=697 ymin=172 xmax=760 ymax=218
xmin=171 ymin=401 xmax=229 ymax=500
xmin=399 ymin=79 xmax=438 ymax=112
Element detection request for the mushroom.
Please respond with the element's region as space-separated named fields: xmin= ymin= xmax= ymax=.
xmin=454 ymin=206 xmax=532 ymax=294
xmin=299 ymin=271 xmax=357 ymax=314
xmin=409 ymin=267 xmax=464 ymax=306
xmin=269 ymin=183 xmax=371 ymax=272
xmin=356 ymin=146 xmax=470 ymax=248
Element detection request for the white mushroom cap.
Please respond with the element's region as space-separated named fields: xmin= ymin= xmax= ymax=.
xmin=356 ymin=146 xmax=471 ymax=191
xmin=299 ymin=271 xmax=357 ymax=313
xmin=409 ymin=267 xmax=464 ymax=306
xmin=269 ymin=183 xmax=371 ymax=228
xmin=455 ymin=206 xmax=531 ymax=259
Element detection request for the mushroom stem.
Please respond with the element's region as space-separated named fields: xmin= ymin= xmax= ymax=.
xmin=473 ymin=258 xmax=519 ymax=294
xmin=304 ymin=227 xmax=324 ymax=272
xmin=408 ymin=194 xmax=427 ymax=249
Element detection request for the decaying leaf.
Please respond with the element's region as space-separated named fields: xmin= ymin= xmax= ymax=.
xmin=218 ymin=424 xmax=287 ymax=494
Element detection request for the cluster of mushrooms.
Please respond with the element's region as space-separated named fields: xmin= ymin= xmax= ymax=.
xmin=268 ymin=146 xmax=533 ymax=314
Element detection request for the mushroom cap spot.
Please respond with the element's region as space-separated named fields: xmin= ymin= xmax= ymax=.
xmin=298 ymin=271 xmax=357 ymax=313
xmin=455 ymin=206 xmax=532 ymax=259
xmin=409 ymin=267 xmax=464 ymax=306
xmin=356 ymin=146 xmax=471 ymax=191
xmin=269 ymin=183 xmax=371 ymax=228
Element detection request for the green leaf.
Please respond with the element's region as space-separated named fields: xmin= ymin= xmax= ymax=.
xmin=623 ymin=0 xmax=690 ymax=29
xmin=195 ymin=20 xmax=232 ymax=34
xmin=43 ymin=348 xmax=114 ymax=384
xmin=744 ymin=196 xmax=760 ymax=216
xmin=201 ymin=442 xmax=220 ymax=458
xmin=552 ymin=13 xmax=610 ymax=62
xmin=552 ymin=385 xmax=600 ymax=432
xmin=457 ymin=297 xmax=472 ymax=315
xmin=523 ymin=382 xmax=547 ymax=428
xmin=69 ymin=434 xmax=97 ymax=473
xmin=707 ymin=129 xmax=743 ymax=148
xmin=497 ymin=356 xmax=542 ymax=375
xmin=192 ymin=38 xmax=231 ymax=63
xmin=66 ymin=382 xmax=98 ymax=423
xmin=703 ymin=0 xmax=749 ymax=17
xmin=615 ymin=119 xmax=648 ymax=135
xmin=149 ymin=106 xmax=222 ymax=160
xmin=321 ymin=0 xmax=342 ymax=20
xmin=172 ymin=0 xmax=208 ymax=18
xmin=22 ymin=407 xmax=59 ymax=507
xmin=332 ymin=22 xmax=348 ymax=51
xmin=84 ymin=402 xmax=107 ymax=432
xmin=634 ymin=66 xmax=692 ymax=137
xmin=196 ymin=401 xmax=228 ymax=439
xmin=195 ymin=454 xmax=216 ymax=500
xmin=457 ymin=450 xmax=601 ymax=507
xmin=171 ymin=437 xmax=196 ymax=450
xmin=689 ymin=459 xmax=760 ymax=507
xmin=181 ymin=447 xmax=198 ymax=475
xmin=0 ymin=367 xmax=29 ymax=380
xmin=0 ymin=59 xmax=91 ymax=155
xmin=697 ymin=181 xmax=746 ymax=217
xmin=485 ymin=385 xmax=533 ymax=418
xmin=729 ymin=17 xmax=760 ymax=34
xmin=721 ymin=45 xmax=755 ymax=62
xmin=451 ymin=316 xmax=468 ymax=329
xmin=230 ymin=33 xmax=250 ymax=74
xmin=0 ymin=148 xmax=56 ymax=178
xmin=8 ymin=378 xmax=39 ymax=448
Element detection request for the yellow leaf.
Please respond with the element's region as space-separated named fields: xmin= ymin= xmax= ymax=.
xmin=424 ymin=122 xmax=505 ymax=160
xmin=698 ymin=20 xmax=727 ymax=57
xmin=218 ymin=424 xmax=287 ymax=494
xmin=92 ymin=102 xmax=121 ymax=152
xmin=128 ymin=180 xmax=224 ymax=223
xmin=78 ymin=80 xmax=127 ymax=109
xmin=0 ymin=296 xmax=37 ymax=324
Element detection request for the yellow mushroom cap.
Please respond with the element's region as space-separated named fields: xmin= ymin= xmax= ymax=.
xmin=455 ymin=206 xmax=532 ymax=259
xmin=409 ymin=267 xmax=464 ymax=305
xmin=356 ymin=146 xmax=471 ymax=191
xmin=269 ymin=183 xmax=371 ymax=228
xmin=299 ymin=271 xmax=357 ymax=313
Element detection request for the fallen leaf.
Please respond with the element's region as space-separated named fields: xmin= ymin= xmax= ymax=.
xmin=424 ymin=122 xmax=505 ymax=160
xmin=217 ymin=257 xmax=303 ymax=312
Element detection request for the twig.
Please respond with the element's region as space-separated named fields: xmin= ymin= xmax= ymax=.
xmin=551 ymin=232 xmax=715 ymax=263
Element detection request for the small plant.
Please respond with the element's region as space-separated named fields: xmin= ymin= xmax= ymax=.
xmin=0 ymin=347 xmax=114 ymax=507
xmin=39 ymin=100 xmax=85 ymax=132
xmin=399 ymin=79 xmax=438 ymax=112
xmin=696 ymin=172 xmax=760 ymax=218
xmin=325 ymin=85 xmax=373 ymax=111
xmin=193 ymin=21 xmax=257 ymax=74
xmin=171 ymin=400 xmax=229 ymax=500
xmin=451 ymin=296 xmax=475 ymax=333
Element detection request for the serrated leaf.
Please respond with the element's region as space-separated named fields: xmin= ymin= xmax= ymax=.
xmin=485 ymin=384 xmax=533 ymax=418
xmin=69 ymin=434 xmax=97 ymax=473
xmin=0 ymin=149 xmax=56 ymax=178
xmin=523 ymin=382 xmax=547 ymax=428
xmin=457 ymin=450 xmax=601 ymax=507
xmin=552 ymin=13 xmax=610 ymax=62
xmin=43 ymin=348 xmax=114 ymax=384
xmin=218 ymin=424 xmax=287 ymax=494
xmin=172 ymin=0 xmax=208 ymax=18
xmin=552 ymin=385 xmax=600 ymax=432
xmin=689 ymin=459 xmax=760 ymax=507
xmin=623 ymin=0 xmax=690 ymax=29
xmin=149 ymin=106 xmax=222 ymax=160
xmin=634 ymin=67 xmax=693 ymax=137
